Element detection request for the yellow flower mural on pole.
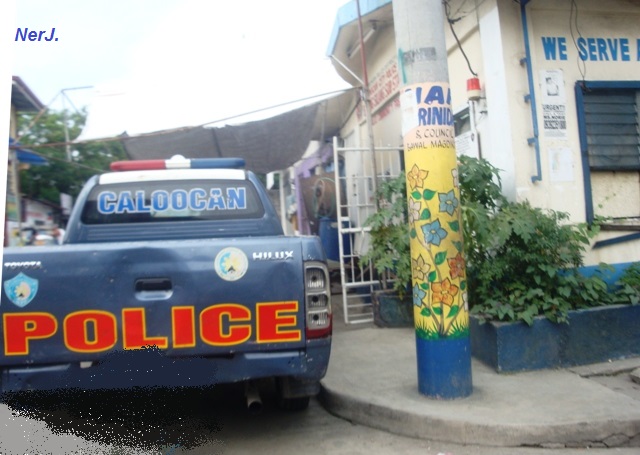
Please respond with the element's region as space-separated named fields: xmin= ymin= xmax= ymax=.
xmin=394 ymin=0 xmax=472 ymax=398
xmin=432 ymin=278 xmax=459 ymax=307
xmin=401 ymin=82 xmax=469 ymax=340
xmin=407 ymin=164 xmax=429 ymax=189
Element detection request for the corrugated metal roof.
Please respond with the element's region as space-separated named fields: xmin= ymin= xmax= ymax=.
xmin=11 ymin=76 xmax=44 ymax=112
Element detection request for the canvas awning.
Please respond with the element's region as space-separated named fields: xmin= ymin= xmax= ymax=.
xmin=122 ymin=89 xmax=358 ymax=174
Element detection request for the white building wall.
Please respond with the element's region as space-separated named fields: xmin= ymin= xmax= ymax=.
xmin=443 ymin=0 xmax=640 ymax=266
xmin=334 ymin=0 xmax=640 ymax=267
xmin=477 ymin=0 xmax=519 ymax=201
xmin=521 ymin=0 xmax=640 ymax=265
xmin=339 ymin=23 xmax=405 ymax=233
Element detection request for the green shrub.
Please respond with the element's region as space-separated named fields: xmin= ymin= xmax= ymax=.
xmin=362 ymin=155 xmax=639 ymax=325
xmin=465 ymin=201 xmax=608 ymax=325
xmin=459 ymin=157 xmax=640 ymax=325
xmin=612 ymin=262 xmax=640 ymax=305
xmin=360 ymin=173 xmax=412 ymax=297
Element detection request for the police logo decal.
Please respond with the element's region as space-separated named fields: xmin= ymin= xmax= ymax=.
xmin=214 ymin=247 xmax=248 ymax=281
xmin=4 ymin=273 xmax=39 ymax=307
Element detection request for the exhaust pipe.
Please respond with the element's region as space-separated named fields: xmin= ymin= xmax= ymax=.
xmin=245 ymin=381 xmax=263 ymax=415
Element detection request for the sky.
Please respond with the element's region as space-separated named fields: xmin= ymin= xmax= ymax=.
xmin=6 ymin=0 xmax=352 ymax=139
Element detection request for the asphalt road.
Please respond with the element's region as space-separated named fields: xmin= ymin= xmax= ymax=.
xmin=1 ymin=381 xmax=639 ymax=455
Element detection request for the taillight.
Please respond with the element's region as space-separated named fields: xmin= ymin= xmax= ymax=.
xmin=304 ymin=262 xmax=332 ymax=339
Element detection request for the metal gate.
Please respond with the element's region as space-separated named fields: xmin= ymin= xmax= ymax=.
xmin=332 ymin=137 xmax=403 ymax=324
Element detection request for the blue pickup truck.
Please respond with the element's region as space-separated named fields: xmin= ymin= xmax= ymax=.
xmin=1 ymin=156 xmax=332 ymax=411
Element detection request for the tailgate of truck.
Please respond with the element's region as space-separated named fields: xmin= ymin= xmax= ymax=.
xmin=1 ymin=238 xmax=310 ymax=367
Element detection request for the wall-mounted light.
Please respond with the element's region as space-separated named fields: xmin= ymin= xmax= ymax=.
xmin=467 ymin=77 xmax=482 ymax=101
xmin=347 ymin=25 xmax=377 ymax=59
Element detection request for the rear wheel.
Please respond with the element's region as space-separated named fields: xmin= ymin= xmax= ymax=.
xmin=275 ymin=377 xmax=315 ymax=411
xmin=276 ymin=395 xmax=310 ymax=411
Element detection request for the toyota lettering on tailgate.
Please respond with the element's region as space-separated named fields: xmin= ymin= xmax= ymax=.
xmin=2 ymin=301 xmax=301 ymax=356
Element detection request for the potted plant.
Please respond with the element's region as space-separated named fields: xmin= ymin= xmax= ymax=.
xmin=361 ymin=173 xmax=414 ymax=327
xmin=469 ymin=257 xmax=640 ymax=372
xmin=457 ymin=157 xmax=640 ymax=372
xmin=359 ymin=156 xmax=508 ymax=328
xmin=361 ymin=155 xmax=640 ymax=368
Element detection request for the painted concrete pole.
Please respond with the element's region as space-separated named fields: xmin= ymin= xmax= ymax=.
xmin=392 ymin=0 xmax=472 ymax=399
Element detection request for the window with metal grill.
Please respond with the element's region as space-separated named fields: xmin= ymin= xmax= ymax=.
xmin=584 ymin=89 xmax=639 ymax=171
xmin=577 ymin=81 xmax=640 ymax=228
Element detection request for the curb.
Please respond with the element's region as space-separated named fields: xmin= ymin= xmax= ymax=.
xmin=319 ymin=381 xmax=640 ymax=448
xmin=320 ymin=328 xmax=640 ymax=448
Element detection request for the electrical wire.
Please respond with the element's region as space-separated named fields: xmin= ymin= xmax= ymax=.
xmin=569 ymin=0 xmax=587 ymax=82
xmin=451 ymin=0 xmax=472 ymax=17
xmin=15 ymin=91 xmax=63 ymax=142
xmin=452 ymin=0 xmax=488 ymax=18
xmin=444 ymin=0 xmax=478 ymax=77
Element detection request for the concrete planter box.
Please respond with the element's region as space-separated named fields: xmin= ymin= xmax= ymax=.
xmin=470 ymin=304 xmax=640 ymax=373
xmin=372 ymin=290 xmax=414 ymax=328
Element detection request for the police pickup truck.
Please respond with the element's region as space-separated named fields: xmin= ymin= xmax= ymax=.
xmin=1 ymin=156 xmax=332 ymax=411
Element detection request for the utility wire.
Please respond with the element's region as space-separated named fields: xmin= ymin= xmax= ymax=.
xmin=569 ymin=0 xmax=587 ymax=82
xmin=15 ymin=91 xmax=63 ymax=142
xmin=61 ymin=90 xmax=82 ymax=115
xmin=444 ymin=0 xmax=478 ymax=77
xmin=30 ymin=152 xmax=109 ymax=173
xmin=452 ymin=0 xmax=487 ymax=19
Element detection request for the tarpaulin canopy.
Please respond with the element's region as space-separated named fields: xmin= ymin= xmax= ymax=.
xmin=122 ymin=89 xmax=357 ymax=174
xmin=9 ymin=138 xmax=48 ymax=166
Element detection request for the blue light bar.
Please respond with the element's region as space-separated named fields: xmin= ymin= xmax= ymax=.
xmin=189 ymin=158 xmax=246 ymax=169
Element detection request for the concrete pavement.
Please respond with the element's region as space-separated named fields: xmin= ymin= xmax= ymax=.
xmin=319 ymin=324 xmax=640 ymax=449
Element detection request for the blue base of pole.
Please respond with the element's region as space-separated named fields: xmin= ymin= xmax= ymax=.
xmin=415 ymin=336 xmax=473 ymax=399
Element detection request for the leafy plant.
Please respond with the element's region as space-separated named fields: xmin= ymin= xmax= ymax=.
xmin=360 ymin=173 xmax=412 ymax=297
xmin=460 ymin=160 xmax=638 ymax=325
xmin=466 ymin=202 xmax=609 ymax=325
xmin=458 ymin=155 xmax=506 ymax=211
xmin=458 ymin=155 xmax=506 ymax=272
xmin=612 ymin=262 xmax=640 ymax=305
xmin=362 ymin=155 xmax=639 ymax=326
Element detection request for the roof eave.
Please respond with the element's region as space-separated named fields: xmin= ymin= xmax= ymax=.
xmin=325 ymin=0 xmax=392 ymax=57
xmin=11 ymin=76 xmax=45 ymax=112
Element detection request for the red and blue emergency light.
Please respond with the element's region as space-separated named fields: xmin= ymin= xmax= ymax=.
xmin=110 ymin=155 xmax=246 ymax=171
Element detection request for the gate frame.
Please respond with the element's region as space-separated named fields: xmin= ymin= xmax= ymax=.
xmin=332 ymin=137 xmax=404 ymax=324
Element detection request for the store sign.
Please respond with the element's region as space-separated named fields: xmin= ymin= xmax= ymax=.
xmin=541 ymin=36 xmax=640 ymax=62
xmin=370 ymin=59 xmax=400 ymax=112
xmin=357 ymin=58 xmax=401 ymax=125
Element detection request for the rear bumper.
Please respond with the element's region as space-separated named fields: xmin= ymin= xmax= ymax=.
xmin=1 ymin=339 xmax=331 ymax=393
